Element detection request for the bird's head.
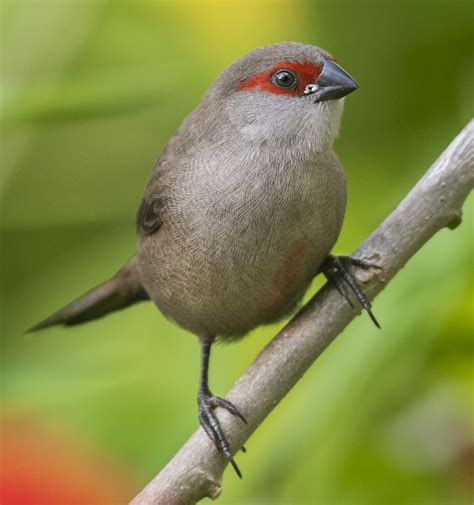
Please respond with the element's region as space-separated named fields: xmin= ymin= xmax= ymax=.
xmin=204 ymin=42 xmax=358 ymax=152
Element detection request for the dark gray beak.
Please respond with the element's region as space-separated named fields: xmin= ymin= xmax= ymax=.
xmin=312 ymin=59 xmax=359 ymax=103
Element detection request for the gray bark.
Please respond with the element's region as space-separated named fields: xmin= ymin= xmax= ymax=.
xmin=131 ymin=120 xmax=474 ymax=505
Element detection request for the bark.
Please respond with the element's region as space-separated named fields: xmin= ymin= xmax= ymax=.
xmin=131 ymin=121 xmax=474 ymax=505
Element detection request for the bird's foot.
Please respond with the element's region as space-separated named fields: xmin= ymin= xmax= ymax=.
xmin=198 ymin=389 xmax=247 ymax=478
xmin=321 ymin=255 xmax=381 ymax=328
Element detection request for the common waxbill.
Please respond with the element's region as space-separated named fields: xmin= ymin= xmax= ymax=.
xmin=30 ymin=42 xmax=379 ymax=477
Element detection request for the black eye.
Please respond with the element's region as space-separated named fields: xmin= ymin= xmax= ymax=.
xmin=272 ymin=70 xmax=297 ymax=89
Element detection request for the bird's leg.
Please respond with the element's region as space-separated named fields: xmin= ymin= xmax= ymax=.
xmin=321 ymin=255 xmax=381 ymax=328
xmin=197 ymin=339 xmax=247 ymax=478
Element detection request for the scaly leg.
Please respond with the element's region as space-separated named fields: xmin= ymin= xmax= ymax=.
xmin=197 ymin=339 xmax=247 ymax=478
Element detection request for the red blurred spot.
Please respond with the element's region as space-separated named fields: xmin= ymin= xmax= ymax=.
xmin=1 ymin=419 xmax=133 ymax=505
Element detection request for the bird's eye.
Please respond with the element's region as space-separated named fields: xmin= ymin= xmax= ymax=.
xmin=272 ymin=69 xmax=297 ymax=89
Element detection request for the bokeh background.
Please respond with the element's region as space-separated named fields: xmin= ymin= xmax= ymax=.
xmin=1 ymin=1 xmax=473 ymax=504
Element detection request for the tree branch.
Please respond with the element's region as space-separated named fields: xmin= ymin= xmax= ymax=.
xmin=131 ymin=121 xmax=474 ymax=505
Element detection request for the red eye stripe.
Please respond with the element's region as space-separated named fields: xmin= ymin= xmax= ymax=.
xmin=238 ymin=61 xmax=322 ymax=96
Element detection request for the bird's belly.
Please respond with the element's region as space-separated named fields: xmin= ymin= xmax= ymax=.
xmin=138 ymin=209 xmax=338 ymax=339
xmin=256 ymin=237 xmax=312 ymax=321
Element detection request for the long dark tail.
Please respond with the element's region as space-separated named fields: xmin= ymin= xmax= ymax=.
xmin=27 ymin=257 xmax=149 ymax=332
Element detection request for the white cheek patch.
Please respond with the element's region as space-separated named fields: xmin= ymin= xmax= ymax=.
xmin=303 ymin=84 xmax=319 ymax=95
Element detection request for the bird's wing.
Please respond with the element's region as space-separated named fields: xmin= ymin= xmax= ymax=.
xmin=27 ymin=257 xmax=149 ymax=332
xmin=136 ymin=195 xmax=163 ymax=236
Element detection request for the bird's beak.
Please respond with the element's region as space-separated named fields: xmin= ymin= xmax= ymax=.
xmin=310 ymin=59 xmax=359 ymax=103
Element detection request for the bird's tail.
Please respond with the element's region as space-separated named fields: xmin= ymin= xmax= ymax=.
xmin=27 ymin=256 xmax=149 ymax=332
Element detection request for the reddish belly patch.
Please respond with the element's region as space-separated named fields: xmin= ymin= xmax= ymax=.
xmin=260 ymin=238 xmax=309 ymax=317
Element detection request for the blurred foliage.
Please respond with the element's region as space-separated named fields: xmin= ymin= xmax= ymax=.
xmin=1 ymin=1 xmax=473 ymax=504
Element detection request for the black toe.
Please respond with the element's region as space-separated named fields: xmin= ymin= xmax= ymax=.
xmin=322 ymin=255 xmax=381 ymax=328
xmin=198 ymin=391 xmax=246 ymax=478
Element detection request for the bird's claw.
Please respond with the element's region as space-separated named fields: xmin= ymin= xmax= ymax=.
xmin=337 ymin=255 xmax=382 ymax=271
xmin=198 ymin=391 xmax=246 ymax=478
xmin=208 ymin=395 xmax=248 ymax=424
xmin=321 ymin=254 xmax=381 ymax=328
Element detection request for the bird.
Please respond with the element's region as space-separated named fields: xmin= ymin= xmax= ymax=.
xmin=29 ymin=42 xmax=379 ymax=478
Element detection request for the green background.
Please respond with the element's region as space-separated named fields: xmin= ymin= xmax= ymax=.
xmin=1 ymin=1 xmax=473 ymax=503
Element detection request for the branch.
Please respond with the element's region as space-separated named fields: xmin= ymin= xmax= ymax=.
xmin=131 ymin=121 xmax=474 ymax=505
